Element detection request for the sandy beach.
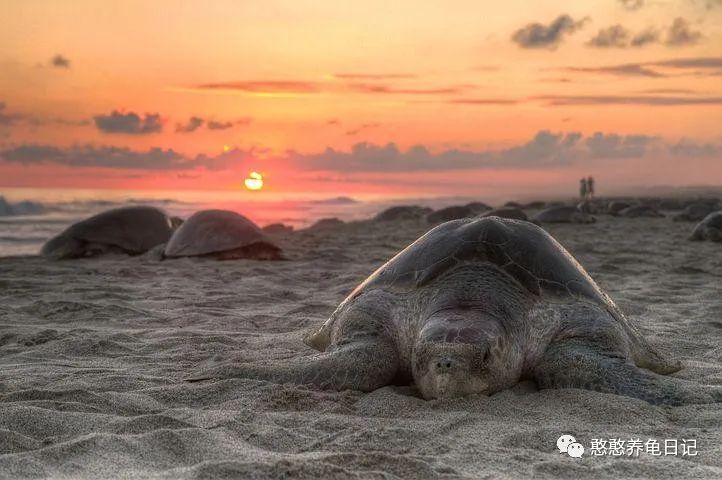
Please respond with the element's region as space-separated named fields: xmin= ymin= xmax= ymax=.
xmin=1 ymin=213 xmax=720 ymax=479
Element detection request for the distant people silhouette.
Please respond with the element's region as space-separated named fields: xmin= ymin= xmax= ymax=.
xmin=579 ymin=178 xmax=588 ymax=200
xmin=587 ymin=176 xmax=595 ymax=199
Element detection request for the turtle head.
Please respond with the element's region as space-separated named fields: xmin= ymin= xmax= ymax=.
xmin=40 ymin=233 xmax=83 ymax=260
xmin=412 ymin=315 xmax=517 ymax=399
xmin=412 ymin=341 xmax=492 ymax=399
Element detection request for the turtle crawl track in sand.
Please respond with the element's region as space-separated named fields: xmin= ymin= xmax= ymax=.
xmin=188 ymin=216 xmax=721 ymax=405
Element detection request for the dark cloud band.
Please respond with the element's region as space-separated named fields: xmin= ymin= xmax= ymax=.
xmin=94 ymin=111 xmax=163 ymax=134
xmin=511 ymin=15 xmax=588 ymax=49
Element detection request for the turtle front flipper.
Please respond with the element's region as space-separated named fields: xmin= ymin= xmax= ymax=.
xmin=185 ymin=336 xmax=399 ymax=393
xmin=534 ymin=338 xmax=721 ymax=406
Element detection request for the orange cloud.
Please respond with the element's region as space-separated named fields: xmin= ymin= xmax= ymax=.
xmin=346 ymin=83 xmax=468 ymax=95
xmin=333 ymin=73 xmax=417 ymax=80
xmin=195 ymin=80 xmax=320 ymax=94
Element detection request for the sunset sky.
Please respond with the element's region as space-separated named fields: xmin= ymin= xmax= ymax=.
xmin=1 ymin=0 xmax=721 ymax=198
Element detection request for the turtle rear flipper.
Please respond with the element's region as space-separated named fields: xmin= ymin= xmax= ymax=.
xmin=631 ymin=340 xmax=682 ymax=375
xmin=303 ymin=318 xmax=334 ymax=351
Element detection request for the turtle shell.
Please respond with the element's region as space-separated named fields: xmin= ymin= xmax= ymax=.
xmin=164 ymin=209 xmax=277 ymax=257
xmin=463 ymin=202 xmax=493 ymax=213
xmin=618 ymin=205 xmax=663 ymax=218
xmin=426 ymin=206 xmax=475 ymax=224
xmin=347 ymin=216 xmax=613 ymax=310
xmin=673 ymin=203 xmax=717 ymax=222
xmin=480 ymin=208 xmax=529 ymax=221
xmin=607 ymin=201 xmax=631 ymax=216
xmin=41 ymin=206 xmax=174 ymax=258
xmin=690 ymin=211 xmax=722 ymax=241
xmin=534 ymin=205 xmax=594 ymax=224
xmin=374 ymin=205 xmax=432 ymax=222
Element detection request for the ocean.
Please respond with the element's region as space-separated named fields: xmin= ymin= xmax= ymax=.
xmin=0 ymin=188 xmax=489 ymax=257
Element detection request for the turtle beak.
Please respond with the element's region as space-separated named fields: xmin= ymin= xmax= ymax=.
xmin=434 ymin=357 xmax=457 ymax=374
xmin=421 ymin=357 xmax=488 ymax=399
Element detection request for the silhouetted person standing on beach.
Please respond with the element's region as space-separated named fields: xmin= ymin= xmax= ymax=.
xmin=579 ymin=178 xmax=588 ymax=200
xmin=587 ymin=176 xmax=595 ymax=199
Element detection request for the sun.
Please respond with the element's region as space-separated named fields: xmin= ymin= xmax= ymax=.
xmin=244 ymin=171 xmax=264 ymax=191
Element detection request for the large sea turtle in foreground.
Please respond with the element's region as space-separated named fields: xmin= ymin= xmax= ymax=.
xmin=187 ymin=217 xmax=720 ymax=405
xmin=164 ymin=209 xmax=282 ymax=260
xmin=689 ymin=211 xmax=722 ymax=242
xmin=41 ymin=206 xmax=180 ymax=259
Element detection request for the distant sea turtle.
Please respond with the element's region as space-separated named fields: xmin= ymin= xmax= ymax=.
xmin=522 ymin=201 xmax=546 ymax=210
xmin=463 ymin=202 xmax=493 ymax=214
xmin=577 ymin=199 xmax=605 ymax=214
xmin=41 ymin=206 xmax=180 ymax=259
xmin=534 ymin=206 xmax=595 ymax=224
xmin=187 ymin=217 xmax=719 ymax=405
xmin=480 ymin=207 xmax=530 ymax=222
xmin=263 ymin=223 xmax=294 ymax=235
xmin=374 ymin=205 xmax=432 ymax=222
xmin=309 ymin=217 xmax=345 ymax=230
xmin=164 ymin=209 xmax=282 ymax=260
xmin=658 ymin=198 xmax=685 ymax=211
xmin=690 ymin=211 xmax=722 ymax=242
xmin=684 ymin=197 xmax=720 ymax=208
xmin=427 ymin=206 xmax=475 ymax=224
xmin=618 ymin=205 xmax=664 ymax=218
xmin=607 ymin=200 xmax=631 ymax=216
xmin=673 ymin=203 xmax=717 ymax=222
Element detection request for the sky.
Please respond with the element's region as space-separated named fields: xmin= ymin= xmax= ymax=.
xmin=1 ymin=0 xmax=721 ymax=198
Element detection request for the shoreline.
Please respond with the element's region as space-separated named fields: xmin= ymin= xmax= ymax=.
xmin=2 ymin=193 xmax=721 ymax=258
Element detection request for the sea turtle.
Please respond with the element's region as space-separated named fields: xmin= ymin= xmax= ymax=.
xmin=186 ymin=217 xmax=719 ymax=405
xmin=618 ymin=205 xmax=664 ymax=218
xmin=689 ymin=211 xmax=722 ymax=242
xmin=533 ymin=205 xmax=595 ymax=224
xmin=480 ymin=207 xmax=530 ymax=222
xmin=164 ymin=209 xmax=282 ymax=260
xmin=309 ymin=217 xmax=345 ymax=230
xmin=41 ymin=206 xmax=180 ymax=259
xmin=607 ymin=200 xmax=631 ymax=216
xmin=263 ymin=223 xmax=294 ymax=235
xmin=673 ymin=202 xmax=717 ymax=222
xmin=374 ymin=205 xmax=432 ymax=222
xmin=684 ymin=197 xmax=720 ymax=209
xmin=522 ymin=201 xmax=546 ymax=210
xmin=577 ymin=199 xmax=605 ymax=214
xmin=658 ymin=198 xmax=685 ymax=211
xmin=427 ymin=206 xmax=475 ymax=224
xmin=463 ymin=202 xmax=493 ymax=214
